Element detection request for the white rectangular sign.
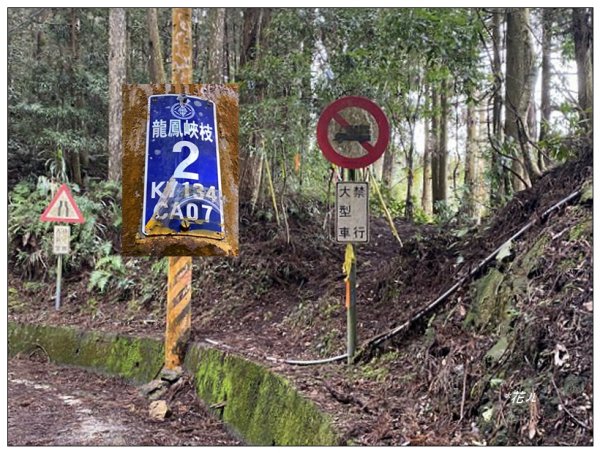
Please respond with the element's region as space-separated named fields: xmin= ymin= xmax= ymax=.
xmin=335 ymin=182 xmax=369 ymax=243
xmin=53 ymin=225 xmax=70 ymax=254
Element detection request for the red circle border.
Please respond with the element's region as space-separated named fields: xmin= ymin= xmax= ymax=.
xmin=316 ymin=96 xmax=390 ymax=169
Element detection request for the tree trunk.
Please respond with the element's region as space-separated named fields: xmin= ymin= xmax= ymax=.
xmin=70 ymin=8 xmax=79 ymax=61
xmin=527 ymin=93 xmax=537 ymax=146
xmin=539 ymin=8 xmax=552 ymax=144
xmin=69 ymin=150 xmax=82 ymax=188
xmin=172 ymin=8 xmax=193 ymax=84
xmin=239 ymin=8 xmax=272 ymax=204
xmin=33 ymin=10 xmax=53 ymax=59
xmin=572 ymin=8 xmax=593 ymax=136
xmin=381 ymin=142 xmax=394 ymax=188
xmin=239 ymin=8 xmax=270 ymax=68
xmin=225 ymin=9 xmax=241 ymax=82
xmin=538 ymin=8 xmax=554 ymax=170
xmin=208 ymin=8 xmax=226 ymax=83
xmin=372 ymin=151 xmax=384 ymax=180
xmin=35 ymin=30 xmax=45 ymax=58
xmin=435 ymin=77 xmax=448 ymax=211
xmin=431 ymin=85 xmax=441 ymax=213
xmin=126 ymin=25 xmax=133 ymax=83
xmin=505 ymin=8 xmax=540 ymax=191
xmin=224 ymin=9 xmax=231 ymax=81
xmin=463 ymin=101 xmax=477 ymax=220
xmin=490 ymin=8 xmax=505 ymax=206
xmin=422 ymin=112 xmax=432 ymax=216
xmin=451 ymin=103 xmax=461 ymax=199
xmin=69 ymin=8 xmax=83 ymax=187
xmin=147 ymin=8 xmax=166 ymax=84
xmin=476 ymin=106 xmax=487 ymax=220
xmin=250 ymin=145 xmax=265 ymax=212
xmin=108 ymin=8 xmax=127 ymax=182
xmin=405 ymin=141 xmax=414 ymax=221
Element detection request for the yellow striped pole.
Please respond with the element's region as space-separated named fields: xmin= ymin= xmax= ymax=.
xmin=166 ymin=256 xmax=192 ymax=368
xmin=165 ymin=7 xmax=193 ymax=370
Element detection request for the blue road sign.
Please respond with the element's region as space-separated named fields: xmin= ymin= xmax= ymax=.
xmin=142 ymin=94 xmax=224 ymax=238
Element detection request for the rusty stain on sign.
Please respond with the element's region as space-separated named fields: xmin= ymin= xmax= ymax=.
xmin=121 ymin=83 xmax=239 ymax=256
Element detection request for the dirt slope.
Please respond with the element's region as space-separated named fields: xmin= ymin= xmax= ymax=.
xmin=8 ymin=153 xmax=592 ymax=445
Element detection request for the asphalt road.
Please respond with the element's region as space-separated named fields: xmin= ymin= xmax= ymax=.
xmin=7 ymin=356 xmax=240 ymax=446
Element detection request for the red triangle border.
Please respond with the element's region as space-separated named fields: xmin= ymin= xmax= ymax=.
xmin=40 ymin=183 xmax=85 ymax=224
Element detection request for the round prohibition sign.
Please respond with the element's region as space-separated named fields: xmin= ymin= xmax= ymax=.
xmin=316 ymin=96 xmax=390 ymax=169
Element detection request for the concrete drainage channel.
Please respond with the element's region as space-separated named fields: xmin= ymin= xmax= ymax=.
xmin=7 ymin=322 xmax=339 ymax=446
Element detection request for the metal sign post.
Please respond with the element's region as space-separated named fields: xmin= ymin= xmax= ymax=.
xmin=55 ymin=255 xmax=63 ymax=310
xmin=336 ymin=177 xmax=369 ymax=363
xmin=53 ymin=225 xmax=70 ymax=310
xmin=317 ymin=96 xmax=389 ymax=365
xmin=40 ymin=184 xmax=84 ymax=311
xmin=346 ymin=169 xmax=358 ymax=364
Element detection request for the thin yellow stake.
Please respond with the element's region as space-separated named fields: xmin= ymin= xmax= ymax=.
xmin=165 ymin=7 xmax=193 ymax=370
xmin=367 ymin=168 xmax=403 ymax=247
xmin=264 ymin=157 xmax=280 ymax=226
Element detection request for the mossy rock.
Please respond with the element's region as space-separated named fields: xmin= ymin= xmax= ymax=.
xmin=579 ymin=180 xmax=592 ymax=204
xmin=516 ymin=235 xmax=549 ymax=278
xmin=485 ymin=336 xmax=508 ymax=364
xmin=569 ymin=218 xmax=592 ymax=242
xmin=465 ymin=268 xmax=506 ymax=332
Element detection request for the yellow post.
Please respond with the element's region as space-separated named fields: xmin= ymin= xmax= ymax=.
xmin=165 ymin=7 xmax=193 ymax=370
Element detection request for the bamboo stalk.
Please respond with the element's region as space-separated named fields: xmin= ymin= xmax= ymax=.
xmin=264 ymin=157 xmax=280 ymax=225
xmin=368 ymin=168 xmax=403 ymax=247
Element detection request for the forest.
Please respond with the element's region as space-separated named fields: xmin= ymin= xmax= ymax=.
xmin=7 ymin=7 xmax=593 ymax=447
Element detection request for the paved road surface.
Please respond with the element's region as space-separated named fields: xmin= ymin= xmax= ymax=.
xmin=7 ymin=356 xmax=240 ymax=446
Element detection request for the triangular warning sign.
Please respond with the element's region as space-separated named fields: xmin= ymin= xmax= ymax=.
xmin=40 ymin=184 xmax=85 ymax=224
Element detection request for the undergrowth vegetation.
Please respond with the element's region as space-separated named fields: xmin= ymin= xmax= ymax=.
xmin=8 ymin=178 xmax=168 ymax=307
xmin=9 ymin=178 xmax=120 ymax=278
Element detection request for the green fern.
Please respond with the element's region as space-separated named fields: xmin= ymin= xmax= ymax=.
xmin=87 ymin=254 xmax=129 ymax=294
xmin=88 ymin=270 xmax=110 ymax=293
xmin=9 ymin=179 xmax=122 ymax=278
xmin=150 ymin=257 xmax=169 ymax=276
xmin=96 ymin=255 xmax=124 ymax=273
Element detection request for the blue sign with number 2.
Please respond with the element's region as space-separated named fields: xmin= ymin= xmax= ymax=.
xmin=142 ymin=94 xmax=223 ymax=238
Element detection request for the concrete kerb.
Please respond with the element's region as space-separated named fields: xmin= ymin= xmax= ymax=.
xmin=7 ymin=322 xmax=339 ymax=446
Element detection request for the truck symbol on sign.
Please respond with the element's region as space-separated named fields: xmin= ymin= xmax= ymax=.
xmin=334 ymin=124 xmax=371 ymax=143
